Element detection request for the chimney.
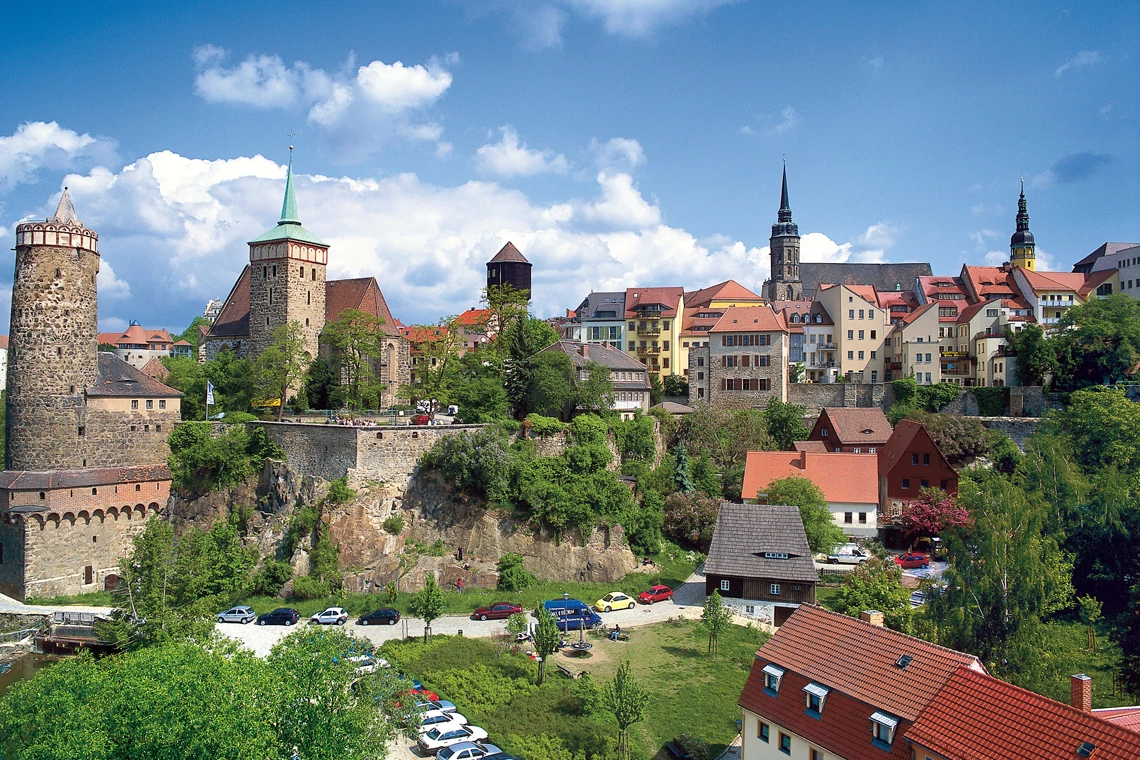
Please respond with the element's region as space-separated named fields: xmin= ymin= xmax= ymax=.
xmin=799 ymin=450 xmax=807 ymax=469
xmin=861 ymin=610 xmax=885 ymax=627
xmin=1071 ymin=674 xmax=1093 ymax=712
xmin=580 ymin=343 xmax=589 ymax=358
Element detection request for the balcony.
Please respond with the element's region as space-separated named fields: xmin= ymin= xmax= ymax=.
xmin=636 ymin=325 xmax=661 ymax=336
xmin=817 ymin=342 xmax=837 ymax=350
xmin=637 ymin=346 xmax=661 ymax=355
xmin=885 ymin=361 xmax=903 ymax=371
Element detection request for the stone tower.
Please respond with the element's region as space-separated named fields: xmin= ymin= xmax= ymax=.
xmin=764 ymin=164 xmax=803 ymax=301
xmin=7 ymin=189 xmax=100 ymax=470
xmin=486 ymin=242 xmax=532 ymax=299
xmin=248 ymin=150 xmax=328 ymax=360
xmin=1009 ymin=180 xmax=1036 ymax=271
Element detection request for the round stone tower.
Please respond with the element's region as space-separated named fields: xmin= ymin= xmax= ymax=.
xmin=7 ymin=188 xmax=100 ymax=471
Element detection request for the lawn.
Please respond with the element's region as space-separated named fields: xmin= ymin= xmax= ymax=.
xmin=380 ymin=618 xmax=767 ymax=760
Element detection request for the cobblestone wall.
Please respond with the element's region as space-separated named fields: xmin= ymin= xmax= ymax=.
xmin=248 ymin=253 xmax=326 ymax=360
xmin=979 ymin=417 xmax=1040 ymax=450
xmin=82 ymin=406 xmax=181 ymax=468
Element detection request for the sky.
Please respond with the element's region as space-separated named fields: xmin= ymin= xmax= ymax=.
xmin=0 ymin=0 xmax=1136 ymax=334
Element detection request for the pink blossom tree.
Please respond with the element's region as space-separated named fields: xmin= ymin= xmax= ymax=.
xmin=901 ymin=488 xmax=971 ymax=536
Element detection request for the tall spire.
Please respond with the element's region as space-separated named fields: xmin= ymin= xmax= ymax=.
xmin=772 ymin=162 xmax=797 ymax=235
xmin=279 ymin=146 xmax=301 ymax=226
xmin=51 ymin=186 xmax=82 ymax=227
xmin=779 ymin=161 xmax=791 ymax=217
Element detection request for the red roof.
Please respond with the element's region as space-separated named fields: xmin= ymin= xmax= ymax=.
xmin=685 ymin=279 xmax=762 ymax=308
xmin=793 ymin=441 xmax=829 ymax=453
xmin=325 ymin=277 xmax=400 ymax=335
xmin=917 ymin=276 xmax=967 ymax=299
xmin=140 ymin=357 xmax=169 ymax=381
xmin=0 ymin=335 xmax=9 ymax=350
xmin=897 ymin=301 xmax=936 ymax=325
xmin=878 ymin=419 xmax=951 ymax=477
xmin=1078 ymin=269 xmax=1116 ymax=298
xmin=709 ymin=306 xmax=787 ymax=334
xmin=961 ymin=264 xmax=1022 ymax=302
xmin=207 ymin=265 xmax=252 ymax=339
xmin=98 ymin=324 xmax=173 ymax=347
xmin=906 ymin=666 xmax=1140 ymax=759
xmin=454 ymin=308 xmax=492 ymax=327
xmin=1095 ymin=707 xmax=1140 ymax=733
xmin=624 ymin=286 xmax=684 ymax=319
xmin=742 ymin=450 xmax=879 ymax=505
xmin=488 ymin=241 xmax=529 ymax=264
xmin=1018 ymin=269 xmax=1089 ymax=294
xmin=812 ymin=407 xmax=892 ymax=446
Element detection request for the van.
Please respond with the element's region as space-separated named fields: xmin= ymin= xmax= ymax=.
xmin=542 ymin=599 xmax=602 ymax=631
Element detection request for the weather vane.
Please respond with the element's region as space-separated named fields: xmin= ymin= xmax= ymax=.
xmin=288 ymin=131 xmax=296 ymax=153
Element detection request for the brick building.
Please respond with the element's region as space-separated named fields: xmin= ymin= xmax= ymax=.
xmin=878 ymin=419 xmax=958 ymax=516
xmin=807 ymin=407 xmax=892 ymax=454
xmin=687 ymin=305 xmax=788 ymax=408
xmin=0 ymin=190 xmax=182 ymax=599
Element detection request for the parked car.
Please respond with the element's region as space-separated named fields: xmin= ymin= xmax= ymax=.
xmin=419 ymin=711 xmax=468 ymax=733
xmin=310 ymin=607 xmax=350 ymax=625
xmin=594 ymin=592 xmax=636 ymax=612
xmin=416 ymin=699 xmax=459 ymax=714
xmin=412 ymin=414 xmax=431 ymax=426
xmin=257 ymin=608 xmax=300 ymax=626
xmin=472 ymin=602 xmax=523 ymax=621
xmin=418 ymin=725 xmax=489 ymax=755
xmin=438 ymin=742 xmax=504 ymax=760
xmin=828 ymin=544 xmax=870 ymax=565
xmin=348 ymin=654 xmax=390 ymax=674
xmin=638 ymin=585 xmax=674 ymax=605
xmin=542 ymin=599 xmax=602 ymax=631
xmin=358 ymin=608 xmax=401 ymax=626
xmin=217 ymin=605 xmax=256 ymax=624
xmin=912 ymin=536 xmax=946 ymax=560
xmin=894 ymin=552 xmax=931 ymax=569
xmin=909 ymin=591 xmax=927 ymax=608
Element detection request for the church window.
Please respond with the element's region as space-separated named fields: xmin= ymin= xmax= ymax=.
xmin=300 ymin=266 xmax=304 ymax=277
xmin=312 ymin=269 xmax=316 ymax=281
xmin=263 ymin=266 xmax=267 ymax=278
xmin=272 ymin=265 xmax=277 ymax=277
xmin=305 ymin=318 xmax=310 ymax=327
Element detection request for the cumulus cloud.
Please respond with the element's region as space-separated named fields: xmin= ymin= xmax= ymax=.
xmin=1032 ymin=151 xmax=1113 ymax=187
xmin=1054 ymin=50 xmax=1103 ymax=77
xmin=799 ymin=222 xmax=901 ymax=265
xmin=589 ymin=137 xmax=646 ymax=171
xmin=969 ymin=229 xmax=1000 ymax=247
xmin=474 ymin=126 xmax=569 ymax=176
xmin=97 ymin=260 xmax=132 ymax=299
xmin=191 ymin=46 xmax=454 ymax=160
xmin=578 ymin=171 xmax=660 ymax=229
xmin=0 ymin=121 xmax=117 ymax=191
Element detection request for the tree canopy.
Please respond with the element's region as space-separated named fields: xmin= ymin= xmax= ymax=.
xmin=764 ymin=475 xmax=845 ymax=554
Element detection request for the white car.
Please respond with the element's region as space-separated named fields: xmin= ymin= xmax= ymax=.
xmin=416 ymin=699 xmax=459 ymax=714
xmin=418 ymin=710 xmax=468 ymax=733
xmin=348 ymin=654 xmax=390 ymax=674
xmin=827 ymin=544 xmax=870 ymax=565
xmin=310 ymin=607 xmax=349 ymax=625
xmin=438 ymin=742 xmax=503 ymax=760
xmin=418 ymin=725 xmax=489 ymax=755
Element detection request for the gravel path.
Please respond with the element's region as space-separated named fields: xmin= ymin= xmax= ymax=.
xmin=0 ymin=591 xmax=113 ymax=617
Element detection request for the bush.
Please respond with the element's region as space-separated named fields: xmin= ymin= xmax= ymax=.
xmin=972 ymin=386 xmax=1010 ymax=416
xmin=383 ymin=515 xmax=406 ymax=535
xmin=905 ymin=410 xmax=989 ymax=464
xmin=428 ymin=665 xmax=536 ymax=714
xmin=663 ymin=492 xmax=721 ymax=552
xmin=250 ymin=560 xmax=294 ymax=596
xmin=612 ymin=412 xmax=657 ymax=462
xmin=291 ymin=575 xmax=332 ymax=600
xmin=326 ymin=477 xmax=356 ymax=505
xmin=422 ymin=425 xmax=515 ymax=504
xmin=524 ymin=414 xmax=566 ymax=437
xmin=168 ymin=422 xmax=285 ymax=492
xmin=497 ymin=553 xmax=536 ymax=591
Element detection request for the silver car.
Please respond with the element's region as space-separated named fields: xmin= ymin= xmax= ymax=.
xmin=217 ymin=605 xmax=256 ymax=624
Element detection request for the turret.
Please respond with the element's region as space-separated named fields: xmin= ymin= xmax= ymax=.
xmin=1010 ymin=180 xmax=1036 ymax=271
xmin=765 ymin=163 xmax=803 ymax=301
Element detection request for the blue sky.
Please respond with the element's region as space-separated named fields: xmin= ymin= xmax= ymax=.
xmin=0 ymin=0 xmax=1136 ymax=333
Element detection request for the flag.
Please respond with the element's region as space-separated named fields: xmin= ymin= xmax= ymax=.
xmin=206 ymin=381 xmax=215 ymax=406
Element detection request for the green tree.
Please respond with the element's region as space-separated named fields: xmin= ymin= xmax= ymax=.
xmin=702 ymin=590 xmax=732 ymax=657
xmin=1078 ymin=595 xmax=1103 ymax=652
xmin=1118 ymin=583 xmax=1140 ymax=696
xmin=506 ymin=611 xmax=530 ymax=639
xmin=673 ymin=441 xmax=696 ymax=493
xmin=410 ymin=575 xmax=446 ymax=642
xmin=574 ymin=360 xmax=615 ymax=414
xmin=765 ymin=396 xmax=809 ymax=450
xmin=829 ymin=559 xmax=913 ymax=632
xmin=1052 ymin=293 xmax=1140 ymax=389
xmin=167 ymin=421 xmax=284 ymax=492
xmin=455 ymin=374 xmax=510 ymax=422
xmin=1050 ymin=387 xmax=1140 ymax=473
xmin=528 ymin=350 xmax=576 ymax=420
xmin=496 ymin=553 xmax=536 ymax=592
xmin=1005 ymin=323 xmax=1055 ymax=387
xmin=174 ymin=315 xmax=214 ymax=347
xmin=603 ymin=660 xmax=649 ymax=760
xmin=321 ymin=308 xmax=387 ymax=410
xmin=302 ymin=355 xmax=342 ymax=410
xmin=254 ymin=321 xmax=312 ymax=421
xmin=662 ymin=491 xmax=720 ymax=552
xmin=649 ymin=373 xmax=664 ymax=406
xmin=663 ymin=374 xmax=689 ymax=397
xmin=532 ymin=605 xmax=561 ymax=684
xmin=923 ymin=470 xmax=1073 ymax=674
xmin=765 ymin=475 xmax=845 ymax=554
xmin=690 ymin=453 xmax=720 ymax=497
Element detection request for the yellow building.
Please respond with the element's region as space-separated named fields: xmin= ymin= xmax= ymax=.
xmin=678 ymin=280 xmax=765 ymax=380
xmin=624 ymin=287 xmax=685 ymax=377
xmin=815 ymin=284 xmax=890 ymax=383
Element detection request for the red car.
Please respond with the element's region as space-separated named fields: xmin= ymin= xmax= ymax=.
xmin=638 ymin=585 xmax=674 ymax=605
xmin=894 ymin=553 xmax=930 ymax=569
xmin=472 ymin=602 xmax=522 ymax=621
xmin=412 ymin=414 xmax=431 ymax=426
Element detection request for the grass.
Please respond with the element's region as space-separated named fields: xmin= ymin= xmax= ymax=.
xmin=379 ymin=618 xmax=766 ymax=760
xmin=23 ymin=591 xmax=116 ymax=607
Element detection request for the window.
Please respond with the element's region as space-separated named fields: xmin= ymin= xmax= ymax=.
xmin=697 ymin=372 xmax=704 ymax=380
xmin=159 ymin=400 xmax=166 ymax=409
xmin=869 ymin=310 xmax=876 ymax=319
xmin=811 ymin=751 xmax=823 ymax=760
xmin=901 ymin=478 xmax=910 ymax=489
xmin=858 ymin=330 xmax=865 ymax=340
xmin=719 ymin=579 xmax=730 ymax=591
xmin=844 ymin=512 xmax=853 ymax=524
xmin=869 ymin=447 xmax=876 ymax=454
xmin=925 ymin=353 xmax=932 ymax=362
xmin=804 ymin=683 xmax=829 ymax=716
xmin=628 ymin=342 xmax=635 ymax=351
xmin=663 ymin=340 xmax=670 ymax=350
xmin=912 ymin=453 xmax=919 ymax=465
xmin=847 ymin=351 xmax=854 ymax=360
xmin=870 ymin=712 xmax=898 ymax=748
xmin=762 ymin=664 xmax=785 ymax=694
xmin=758 ymin=722 xmax=769 ymax=743
xmin=847 ymin=330 xmax=854 ymax=339
xmin=854 ymin=447 xmax=861 ymax=453
xmin=923 ymin=453 xmax=931 ymax=465
xmin=859 ymin=512 xmax=867 ymax=524
xmin=763 ymin=552 xmax=789 ymax=559
xmin=662 ymin=358 xmax=669 ymax=369
xmin=78 ymin=426 xmax=85 ymax=437
xmin=858 ymin=351 xmax=864 ymax=360
xmin=940 ymin=479 xmax=948 ymax=489
xmin=697 ymin=356 xmax=704 ymax=367
xmin=131 ymin=400 xmax=139 ymax=410
xmin=870 ymin=330 xmax=876 ymax=339
xmin=849 ymin=310 xmax=854 ymax=319
xmin=859 ymin=309 xmax=865 ymax=319
xmin=870 ymin=351 xmax=877 ymax=360
xmin=779 ymin=732 xmax=791 ymax=755
xmin=915 ymin=354 xmax=923 ymax=363
xmin=769 ymin=584 xmax=781 ymax=595
xmin=925 ymin=372 xmax=932 ymax=383
xmin=146 ymin=399 xmax=153 ymax=410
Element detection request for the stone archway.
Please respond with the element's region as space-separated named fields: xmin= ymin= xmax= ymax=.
xmin=103 ymin=574 xmax=120 ymax=591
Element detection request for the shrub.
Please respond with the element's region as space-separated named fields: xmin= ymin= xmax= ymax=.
xmin=972 ymin=386 xmax=1010 ymax=416
xmin=291 ymin=575 xmax=331 ymax=600
xmin=384 ymin=581 xmax=398 ymax=604
xmin=676 ymin=734 xmax=712 ymax=760
xmin=421 ymin=426 xmax=515 ymax=504
xmin=497 ymin=553 xmax=536 ymax=591
xmin=250 ymin=560 xmax=294 ymax=596
xmin=663 ymin=492 xmax=720 ymax=552
xmin=905 ymin=410 xmax=989 ymax=464
xmin=571 ymin=673 xmax=602 ymax=715
xmin=383 ymin=515 xmax=406 ymax=535
xmin=524 ymin=413 xmax=566 ymax=437
xmin=428 ymin=664 xmax=536 ymax=714
xmin=612 ymin=412 xmax=656 ymax=462
xmin=325 ymin=477 xmax=356 ymax=505
xmin=168 ymin=422 xmax=285 ymax=492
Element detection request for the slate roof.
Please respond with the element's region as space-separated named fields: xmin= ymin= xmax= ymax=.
xmin=709 ymin=306 xmax=787 ymax=333
xmin=488 ymin=241 xmax=529 ymax=264
xmin=88 ymin=353 xmax=182 ymax=398
xmin=206 ymin=265 xmax=252 ymax=339
xmin=0 ymin=464 xmax=173 ymax=491
xmin=813 ymin=407 xmax=892 ymax=447
xmin=1073 ymin=242 xmax=1140 ymax=273
xmin=575 ymin=292 xmax=626 ymax=320
xmin=906 ymin=666 xmax=1140 ymax=759
xmin=325 ymin=277 xmax=400 ymax=335
xmin=539 ymin=340 xmax=649 ymax=383
xmin=651 ymin=401 xmax=694 ymax=414
xmin=742 ymin=450 xmax=879 ymax=505
xmin=799 ymin=262 xmax=932 ymax=300
xmin=704 ymin=503 xmax=818 ymax=583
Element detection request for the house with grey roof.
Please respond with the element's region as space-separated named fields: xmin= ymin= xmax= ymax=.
xmin=704 ymin=503 xmax=818 ymax=627
xmin=538 ymin=340 xmax=650 ymax=419
xmin=563 ymin=291 xmax=627 ymax=346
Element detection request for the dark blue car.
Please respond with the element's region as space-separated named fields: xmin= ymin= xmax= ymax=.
xmin=542 ymin=599 xmax=602 ymax=631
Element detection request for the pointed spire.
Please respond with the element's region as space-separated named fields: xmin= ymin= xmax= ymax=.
xmin=780 ymin=161 xmax=791 ymax=213
xmin=774 ymin=162 xmax=796 ymax=230
xmin=279 ymin=147 xmax=301 ymax=226
xmin=51 ymin=186 xmax=82 ymax=227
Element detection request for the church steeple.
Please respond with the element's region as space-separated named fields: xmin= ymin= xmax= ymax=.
xmin=778 ymin=164 xmax=792 ymax=221
xmin=1010 ymin=179 xmax=1036 ymax=271
xmin=764 ymin=162 xmax=803 ymax=300
xmin=279 ymin=147 xmax=301 ymax=226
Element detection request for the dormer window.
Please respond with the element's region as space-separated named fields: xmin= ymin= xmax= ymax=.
xmin=803 ymin=683 xmax=829 ymax=717
xmin=821 ymin=429 xmax=828 ymax=437
xmin=870 ymin=711 xmax=899 ymax=749
xmin=763 ymin=552 xmax=789 ymax=559
xmin=762 ymin=664 xmax=784 ymax=695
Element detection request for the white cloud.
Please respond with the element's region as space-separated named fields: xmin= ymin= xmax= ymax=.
xmin=192 ymin=46 xmax=454 ymax=159
xmin=474 ymin=126 xmax=569 ymax=177
xmin=0 ymin=121 xmax=117 ymax=190
xmin=969 ymin=229 xmax=1000 ymax=246
xmin=99 ymin=315 xmax=128 ymax=332
xmin=578 ymin=171 xmax=660 ymax=229
xmin=865 ymin=52 xmax=884 ymax=70
xmin=97 ymin=260 xmax=132 ymax=299
xmin=565 ymin=0 xmax=738 ymax=37
xmin=799 ymin=223 xmax=900 ymax=265
xmin=589 ymin=137 xmax=646 ymax=170
xmin=435 ymin=142 xmax=454 ymax=159
xmin=741 ymin=106 xmax=799 ymax=137
xmin=1100 ymin=103 xmax=1112 ymax=119
xmin=1054 ymin=50 xmax=1103 ymax=77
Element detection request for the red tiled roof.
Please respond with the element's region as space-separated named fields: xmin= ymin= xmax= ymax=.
xmin=99 ymin=324 xmax=173 ymax=346
xmin=488 ymin=241 xmax=529 ymax=264
xmin=878 ymin=419 xmax=951 ymax=477
xmin=0 ymin=464 xmax=172 ymax=491
xmin=624 ymin=286 xmax=684 ymax=318
xmin=906 ymin=666 xmax=1140 ymax=759
xmin=751 ymin=605 xmax=983 ymax=722
xmin=793 ymin=441 xmax=829 ymax=453
xmin=742 ymin=450 xmax=879 ymax=505
xmin=207 ymin=265 xmax=252 ymax=339
xmin=685 ymin=279 xmax=762 ymax=308
xmin=1078 ymin=269 xmax=1116 ymax=298
xmin=876 ymin=290 xmax=919 ymax=310
xmin=814 ymin=407 xmax=892 ymax=446
xmin=140 ymin=357 xmax=169 ymax=381
xmin=325 ymin=277 xmax=400 ymax=335
xmin=454 ymin=308 xmax=492 ymax=327
xmin=709 ymin=306 xmax=787 ymax=334
xmin=897 ymin=301 xmax=936 ymax=325
xmin=955 ymin=299 xmax=992 ymax=324
xmin=961 ymin=265 xmax=1021 ymax=302
xmin=1018 ymin=268 xmax=1090 ymax=295
xmin=1095 ymin=707 xmax=1140 ymax=733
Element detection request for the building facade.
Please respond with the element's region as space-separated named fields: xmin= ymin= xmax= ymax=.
xmin=688 ymin=306 xmax=788 ymax=408
xmin=624 ymin=287 xmax=684 ymax=376
xmin=538 ymin=340 xmax=650 ymax=419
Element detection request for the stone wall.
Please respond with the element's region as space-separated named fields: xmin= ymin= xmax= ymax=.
xmin=979 ymin=417 xmax=1040 ymax=450
xmin=81 ymin=406 xmax=180 ymax=468
xmin=786 ymin=382 xmax=896 ymax=417
xmin=0 ymin=519 xmax=25 ymax=599
xmin=248 ymin=252 xmax=326 ymax=361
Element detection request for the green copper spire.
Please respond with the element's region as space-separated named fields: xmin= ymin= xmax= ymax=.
xmin=279 ymin=147 xmax=301 ymax=225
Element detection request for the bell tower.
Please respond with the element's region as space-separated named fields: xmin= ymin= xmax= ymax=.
xmin=1009 ymin=180 xmax=1036 ymax=271
xmin=764 ymin=163 xmax=803 ymax=301
xmin=248 ymin=148 xmax=327 ymax=359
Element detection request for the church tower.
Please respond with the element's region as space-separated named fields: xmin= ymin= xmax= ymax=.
xmin=1009 ymin=180 xmax=1036 ymax=271
xmin=764 ymin=164 xmax=803 ymax=301
xmin=7 ymin=189 xmax=100 ymax=470
xmin=248 ymin=149 xmax=327 ymax=360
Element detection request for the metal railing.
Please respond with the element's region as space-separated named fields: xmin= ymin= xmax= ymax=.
xmin=636 ymin=325 xmax=661 ymax=335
